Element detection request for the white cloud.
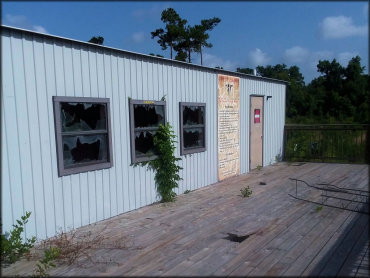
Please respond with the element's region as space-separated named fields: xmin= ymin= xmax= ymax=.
xmin=248 ymin=48 xmax=270 ymax=67
xmin=283 ymin=46 xmax=310 ymax=63
xmin=337 ymin=51 xmax=359 ymax=66
xmin=197 ymin=53 xmax=237 ymax=71
xmin=131 ymin=32 xmax=146 ymax=43
xmin=4 ymin=14 xmax=48 ymax=34
xmin=132 ymin=4 xmax=171 ymax=21
xmin=319 ymin=16 xmax=367 ymax=39
xmin=33 ymin=25 xmax=48 ymax=34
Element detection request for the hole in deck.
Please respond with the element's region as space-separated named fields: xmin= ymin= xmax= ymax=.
xmin=223 ymin=232 xmax=255 ymax=243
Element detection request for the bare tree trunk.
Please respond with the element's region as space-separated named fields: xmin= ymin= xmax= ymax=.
xmin=188 ymin=47 xmax=191 ymax=63
xmin=170 ymin=45 xmax=173 ymax=59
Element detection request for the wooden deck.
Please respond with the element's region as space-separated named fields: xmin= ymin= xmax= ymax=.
xmin=2 ymin=162 xmax=369 ymax=276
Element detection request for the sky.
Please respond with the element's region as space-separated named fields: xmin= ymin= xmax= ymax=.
xmin=2 ymin=1 xmax=369 ymax=84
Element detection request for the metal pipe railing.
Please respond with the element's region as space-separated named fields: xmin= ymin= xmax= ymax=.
xmin=283 ymin=124 xmax=369 ymax=164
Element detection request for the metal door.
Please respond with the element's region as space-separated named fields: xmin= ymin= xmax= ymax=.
xmin=250 ymin=96 xmax=263 ymax=170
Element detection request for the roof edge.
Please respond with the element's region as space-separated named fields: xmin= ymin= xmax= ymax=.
xmin=1 ymin=25 xmax=288 ymax=85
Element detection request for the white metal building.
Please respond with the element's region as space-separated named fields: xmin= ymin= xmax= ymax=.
xmin=1 ymin=25 xmax=286 ymax=240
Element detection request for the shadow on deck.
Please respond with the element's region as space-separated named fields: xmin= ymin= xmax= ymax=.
xmin=309 ymin=205 xmax=369 ymax=277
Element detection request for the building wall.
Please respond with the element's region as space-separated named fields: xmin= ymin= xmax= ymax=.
xmin=1 ymin=27 xmax=286 ymax=240
xmin=239 ymin=78 xmax=286 ymax=173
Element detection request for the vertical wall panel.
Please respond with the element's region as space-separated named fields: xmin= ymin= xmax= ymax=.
xmin=71 ymin=44 xmax=83 ymax=229
xmin=60 ymin=42 xmax=75 ymax=230
xmin=103 ymin=52 xmax=114 ymax=218
xmin=79 ymin=45 xmax=91 ymax=226
xmin=1 ymin=30 xmax=16 ymax=231
xmin=118 ymin=55 xmax=130 ymax=212
xmin=33 ymin=37 xmax=56 ymax=237
xmin=2 ymin=27 xmax=285 ymax=240
xmin=124 ymin=56 xmax=135 ymax=210
xmin=95 ymin=48 xmax=106 ymax=221
xmin=2 ymin=109 xmax=13 ymax=228
xmin=44 ymin=39 xmax=63 ymax=233
xmin=23 ymin=34 xmax=46 ymax=237
xmin=110 ymin=53 xmax=120 ymax=217
xmin=11 ymin=31 xmax=37 ymax=237
xmin=87 ymin=48 xmax=98 ymax=224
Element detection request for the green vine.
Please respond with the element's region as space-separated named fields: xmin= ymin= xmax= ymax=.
xmin=133 ymin=123 xmax=182 ymax=202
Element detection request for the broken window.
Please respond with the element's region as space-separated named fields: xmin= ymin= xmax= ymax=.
xmin=179 ymin=102 xmax=206 ymax=155
xmin=129 ymin=100 xmax=166 ymax=163
xmin=53 ymin=97 xmax=113 ymax=176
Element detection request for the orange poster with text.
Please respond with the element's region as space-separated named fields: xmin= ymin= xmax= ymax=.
xmin=217 ymin=74 xmax=240 ymax=181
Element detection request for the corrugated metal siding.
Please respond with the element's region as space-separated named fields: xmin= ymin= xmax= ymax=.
xmin=240 ymin=79 xmax=286 ymax=173
xmin=1 ymin=28 xmax=220 ymax=240
xmin=1 ymin=27 xmax=285 ymax=240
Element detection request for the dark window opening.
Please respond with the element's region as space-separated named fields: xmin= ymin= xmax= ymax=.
xmin=63 ymin=135 xmax=108 ymax=166
xmin=183 ymin=128 xmax=205 ymax=148
xmin=134 ymin=104 xmax=164 ymax=128
xmin=61 ymin=102 xmax=107 ymax=131
xmin=53 ymin=97 xmax=113 ymax=176
xmin=180 ymin=102 xmax=206 ymax=155
xmin=183 ymin=106 xmax=204 ymax=125
xmin=135 ymin=131 xmax=156 ymax=157
xmin=129 ymin=100 xmax=166 ymax=163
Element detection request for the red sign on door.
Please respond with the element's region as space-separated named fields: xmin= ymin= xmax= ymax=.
xmin=254 ymin=109 xmax=260 ymax=123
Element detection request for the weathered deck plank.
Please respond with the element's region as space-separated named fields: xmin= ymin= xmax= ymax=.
xmin=1 ymin=162 xmax=368 ymax=277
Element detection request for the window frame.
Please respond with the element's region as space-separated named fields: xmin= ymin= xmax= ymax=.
xmin=53 ymin=96 xmax=113 ymax=177
xmin=179 ymin=102 xmax=206 ymax=155
xmin=129 ymin=99 xmax=167 ymax=163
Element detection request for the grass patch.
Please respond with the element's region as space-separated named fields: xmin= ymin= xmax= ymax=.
xmin=240 ymin=186 xmax=253 ymax=198
xmin=316 ymin=205 xmax=323 ymax=212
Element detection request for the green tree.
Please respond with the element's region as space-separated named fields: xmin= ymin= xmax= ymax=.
xmin=173 ymin=25 xmax=192 ymax=62
xmin=88 ymin=36 xmax=104 ymax=45
xmin=342 ymin=56 xmax=369 ymax=123
xmin=149 ymin=53 xmax=164 ymax=58
xmin=256 ymin=64 xmax=311 ymax=121
xmin=174 ymin=17 xmax=221 ymax=64
xmin=309 ymin=56 xmax=369 ymax=123
xmin=252 ymin=57 xmax=368 ymax=124
xmin=192 ymin=17 xmax=221 ymax=65
xmin=151 ymin=8 xmax=187 ymax=59
xmin=174 ymin=49 xmax=188 ymax=62
xmin=236 ymin=67 xmax=254 ymax=74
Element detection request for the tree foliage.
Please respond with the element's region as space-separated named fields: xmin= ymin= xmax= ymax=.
xmin=236 ymin=67 xmax=254 ymax=75
xmin=255 ymin=64 xmax=310 ymax=120
xmin=307 ymin=56 xmax=369 ymax=123
xmin=149 ymin=53 xmax=164 ymax=58
xmin=152 ymin=8 xmax=220 ymax=63
xmin=251 ymin=56 xmax=369 ymax=124
xmin=88 ymin=36 xmax=104 ymax=45
xmin=151 ymin=8 xmax=187 ymax=60
xmin=189 ymin=17 xmax=221 ymax=64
